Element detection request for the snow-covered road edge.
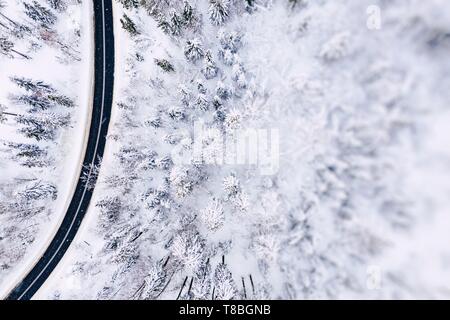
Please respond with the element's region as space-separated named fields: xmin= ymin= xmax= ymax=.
xmin=0 ymin=1 xmax=95 ymax=299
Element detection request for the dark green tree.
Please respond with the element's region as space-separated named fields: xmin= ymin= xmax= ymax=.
xmin=120 ymin=14 xmax=139 ymax=37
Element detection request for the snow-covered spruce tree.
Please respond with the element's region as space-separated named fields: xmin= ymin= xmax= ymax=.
xmin=47 ymin=93 xmax=74 ymax=108
xmin=213 ymin=263 xmax=238 ymax=300
xmin=0 ymin=36 xmax=13 ymax=57
xmin=169 ymin=165 xmax=195 ymax=198
xmin=140 ymin=260 xmax=167 ymax=299
xmin=184 ymin=38 xmax=204 ymax=62
xmin=10 ymin=77 xmax=73 ymax=111
xmin=23 ymin=1 xmax=57 ymax=28
xmin=195 ymin=92 xmax=209 ymax=111
xmin=215 ymin=80 xmax=232 ymax=100
xmin=171 ymin=229 xmax=207 ymax=273
xmin=4 ymin=142 xmax=49 ymax=168
xmin=15 ymin=114 xmax=52 ymax=141
xmin=202 ymin=49 xmax=218 ymax=79
xmin=218 ymin=47 xmax=235 ymax=66
xmin=218 ymin=30 xmax=241 ymax=53
xmin=96 ymin=195 xmax=124 ymax=228
xmin=16 ymin=180 xmax=57 ymax=202
xmin=10 ymin=77 xmax=54 ymax=94
xmin=224 ymin=108 xmax=241 ymax=131
xmin=46 ymin=0 xmax=67 ymax=12
xmin=200 ymin=198 xmax=225 ymax=231
xmin=120 ymin=14 xmax=139 ymax=37
xmin=182 ymin=0 xmax=195 ymax=26
xmin=243 ymin=0 xmax=256 ymax=12
xmin=169 ymin=10 xmax=183 ymax=36
xmin=191 ymin=259 xmax=212 ymax=299
xmin=12 ymin=94 xmax=52 ymax=111
xmin=0 ymin=103 xmax=8 ymax=123
xmin=154 ymin=58 xmax=175 ymax=72
xmin=118 ymin=0 xmax=139 ymax=10
xmin=208 ymin=0 xmax=230 ymax=26
xmin=0 ymin=36 xmax=30 ymax=59
xmin=156 ymin=14 xmax=171 ymax=35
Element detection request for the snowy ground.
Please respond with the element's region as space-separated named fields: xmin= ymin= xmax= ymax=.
xmin=18 ymin=0 xmax=450 ymax=300
xmin=0 ymin=0 xmax=93 ymax=297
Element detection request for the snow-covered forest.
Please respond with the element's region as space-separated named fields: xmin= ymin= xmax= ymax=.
xmin=0 ymin=0 xmax=91 ymax=296
xmin=2 ymin=0 xmax=450 ymax=300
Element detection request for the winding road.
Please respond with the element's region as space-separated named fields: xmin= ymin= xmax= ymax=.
xmin=6 ymin=0 xmax=115 ymax=300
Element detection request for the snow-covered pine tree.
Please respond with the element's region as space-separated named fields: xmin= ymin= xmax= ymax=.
xmin=118 ymin=0 xmax=139 ymax=10
xmin=168 ymin=105 xmax=186 ymax=121
xmin=12 ymin=94 xmax=52 ymax=111
xmin=169 ymin=10 xmax=183 ymax=36
xmin=156 ymin=14 xmax=171 ymax=35
xmin=5 ymin=142 xmax=49 ymax=167
xmin=141 ymin=260 xmax=167 ymax=299
xmin=96 ymin=195 xmax=124 ymax=227
xmin=213 ymin=263 xmax=238 ymax=300
xmin=223 ymin=173 xmax=240 ymax=197
xmin=11 ymin=77 xmax=74 ymax=110
xmin=224 ymin=108 xmax=242 ymax=131
xmin=243 ymin=0 xmax=256 ymax=12
xmin=154 ymin=58 xmax=175 ymax=72
xmin=191 ymin=259 xmax=212 ymax=299
xmin=120 ymin=14 xmax=139 ymax=37
xmin=0 ymin=103 xmax=8 ymax=123
xmin=200 ymin=198 xmax=225 ymax=231
xmin=220 ymin=48 xmax=234 ymax=65
xmin=184 ymin=38 xmax=204 ymax=62
xmin=16 ymin=113 xmax=70 ymax=141
xmin=215 ymin=81 xmax=232 ymax=100
xmin=195 ymin=93 xmax=209 ymax=111
xmin=182 ymin=1 xmax=194 ymax=26
xmin=218 ymin=30 xmax=241 ymax=53
xmin=16 ymin=114 xmax=52 ymax=140
xmin=202 ymin=49 xmax=218 ymax=79
xmin=17 ymin=180 xmax=57 ymax=202
xmin=208 ymin=0 xmax=230 ymax=26
xmin=0 ymin=36 xmax=13 ymax=57
xmin=46 ymin=0 xmax=67 ymax=12
xmin=0 ymin=37 xmax=30 ymax=59
xmin=10 ymin=77 xmax=54 ymax=94
xmin=47 ymin=93 xmax=74 ymax=108
xmin=171 ymin=230 xmax=206 ymax=273
xmin=23 ymin=1 xmax=57 ymax=28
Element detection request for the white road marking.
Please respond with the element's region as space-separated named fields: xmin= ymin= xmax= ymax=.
xmin=18 ymin=0 xmax=108 ymax=299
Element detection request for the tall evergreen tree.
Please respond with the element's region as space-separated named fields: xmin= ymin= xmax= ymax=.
xmin=23 ymin=1 xmax=57 ymax=28
xmin=156 ymin=14 xmax=171 ymax=35
xmin=208 ymin=0 xmax=230 ymax=26
xmin=46 ymin=0 xmax=67 ymax=12
xmin=155 ymin=58 xmax=175 ymax=72
xmin=182 ymin=1 xmax=194 ymax=26
xmin=213 ymin=263 xmax=238 ymax=299
xmin=11 ymin=77 xmax=54 ymax=94
xmin=202 ymin=49 xmax=218 ymax=79
xmin=120 ymin=14 xmax=139 ymax=37
xmin=184 ymin=38 xmax=204 ymax=62
xmin=169 ymin=10 xmax=183 ymax=36
xmin=0 ymin=37 xmax=30 ymax=59
xmin=118 ymin=0 xmax=139 ymax=10
xmin=5 ymin=142 xmax=49 ymax=167
xmin=18 ymin=180 xmax=57 ymax=202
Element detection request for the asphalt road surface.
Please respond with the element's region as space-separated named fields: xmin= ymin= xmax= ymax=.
xmin=6 ymin=0 xmax=115 ymax=300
